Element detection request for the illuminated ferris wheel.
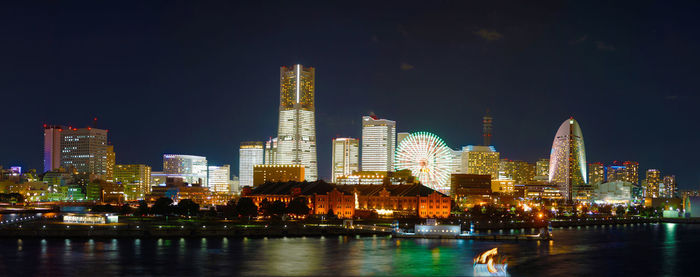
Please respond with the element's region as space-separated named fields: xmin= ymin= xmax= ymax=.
xmin=395 ymin=132 xmax=453 ymax=191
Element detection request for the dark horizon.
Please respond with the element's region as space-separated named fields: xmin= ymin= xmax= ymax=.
xmin=1 ymin=1 xmax=698 ymax=188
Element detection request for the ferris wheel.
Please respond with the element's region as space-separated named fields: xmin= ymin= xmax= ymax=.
xmin=395 ymin=132 xmax=453 ymax=191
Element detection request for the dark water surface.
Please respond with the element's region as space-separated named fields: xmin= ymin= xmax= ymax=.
xmin=0 ymin=223 xmax=696 ymax=276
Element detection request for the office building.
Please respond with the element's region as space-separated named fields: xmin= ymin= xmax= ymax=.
xmin=114 ymin=164 xmax=151 ymax=200
xmin=499 ymin=159 xmax=535 ymax=184
xmin=549 ymin=117 xmax=587 ymax=202
xmin=264 ymin=137 xmax=278 ymax=165
xmin=60 ymin=127 xmax=109 ymax=177
xmin=361 ymin=115 xmax=396 ymax=172
xmin=332 ymin=138 xmax=359 ymax=183
xmin=239 ymin=141 xmax=264 ymax=187
xmin=276 ymin=64 xmax=318 ymax=181
xmin=163 ymin=154 xmax=208 ymax=186
xmin=208 ymin=165 xmax=231 ymax=193
xmin=106 ymin=145 xmax=115 ymax=182
xmin=663 ymin=175 xmax=676 ymax=198
xmin=535 ymin=158 xmax=549 ymax=180
xmin=252 ymin=164 xmax=305 ymax=187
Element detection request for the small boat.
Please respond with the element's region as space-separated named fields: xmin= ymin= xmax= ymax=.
xmin=473 ymin=248 xmax=509 ymax=276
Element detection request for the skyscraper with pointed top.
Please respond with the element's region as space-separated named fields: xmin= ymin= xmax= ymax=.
xmin=549 ymin=117 xmax=587 ymax=203
xmin=276 ymin=64 xmax=317 ymax=181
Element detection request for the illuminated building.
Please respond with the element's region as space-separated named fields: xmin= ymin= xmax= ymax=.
xmin=114 ymin=164 xmax=151 ymax=200
xmin=335 ymin=170 xmax=415 ymax=186
xmin=60 ymin=127 xmax=109 ymax=177
xmin=332 ymin=138 xmax=359 ymax=183
xmin=207 ymin=165 xmax=231 ymax=193
xmin=606 ymin=161 xmax=639 ymax=185
xmin=394 ymin=132 xmax=453 ymax=192
xmin=361 ymin=115 xmax=396 ymax=172
xmin=498 ymin=159 xmax=535 ymax=184
xmin=491 ymin=179 xmax=515 ymax=194
xmin=150 ymin=171 xmax=166 ymax=186
xmin=43 ymin=124 xmax=63 ymax=172
xmin=243 ymin=180 xmax=451 ymax=219
xmin=524 ymin=181 xmax=563 ymax=200
xmin=461 ymin=145 xmax=500 ymax=179
xmin=450 ymin=174 xmax=492 ymax=205
xmin=645 ymin=169 xmax=661 ymax=198
xmin=397 ymin=132 xmax=410 ymax=147
xmin=594 ymin=181 xmax=633 ymax=204
xmin=163 ymin=154 xmax=208 ymax=186
xmin=252 ymin=164 xmax=305 ymax=187
xmin=482 ymin=111 xmax=493 ymax=146
xmin=662 ymin=175 xmax=676 ymax=198
xmin=548 ymin=117 xmax=587 ymax=202
xmin=276 ymin=64 xmax=317 ymax=181
xmin=264 ymin=137 xmax=277 ymax=165
xmin=239 ymin=141 xmax=264 ymax=187
xmin=106 ymin=145 xmax=115 ymax=182
xmin=535 ymin=158 xmax=549 ymax=180
xmin=588 ymin=162 xmax=605 ymax=185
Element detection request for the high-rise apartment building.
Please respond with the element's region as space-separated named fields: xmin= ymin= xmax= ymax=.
xmin=588 ymin=162 xmax=605 ymax=185
xmin=43 ymin=124 xmax=63 ymax=173
xmin=208 ymin=165 xmax=231 ymax=193
xmin=663 ymin=175 xmax=676 ymax=198
xmin=332 ymin=138 xmax=359 ymax=183
xmin=276 ymin=64 xmax=317 ymax=181
xmin=361 ymin=115 xmax=396 ymax=172
xmin=645 ymin=169 xmax=661 ymax=198
xmin=163 ymin=154 xmax=208 ymax=186
xmin=549 ymin=117 xmax=587 ymax=202
xmin=461 ymin=145 xmax=500 ymax=179
xmin=239 ymin=141 xmax=264 ymax=188
xmin=606 ymin=161 xmax=639 ymax=185
xmin=61 ymin=127 xmax=109 ymax=177
xmin=623 ymin=161 xmax=639 ymax=185
xmin=106 ymin=145 xmax=115 ymax=182
xmin=114 ymin=164 xmax=151 ymax=200
xmin=499 ymin=159 xmax=535 ymax=184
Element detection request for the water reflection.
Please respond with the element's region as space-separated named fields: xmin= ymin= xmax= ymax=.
xmin=1 ymin=223 xmax=699 ymax=276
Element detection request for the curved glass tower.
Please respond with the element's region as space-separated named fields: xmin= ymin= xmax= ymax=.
xmin=276 ymin=64 xmax=317 ymax=181
xmin=548 ymin=117 xmax=587 ymax=202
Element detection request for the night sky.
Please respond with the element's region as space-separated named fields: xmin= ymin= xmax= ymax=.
xmin=1 ymin=1 xmax=698 ymax=188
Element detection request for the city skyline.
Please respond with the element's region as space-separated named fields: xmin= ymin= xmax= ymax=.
xmin=1 ymin=2 xmax=698 ymax=189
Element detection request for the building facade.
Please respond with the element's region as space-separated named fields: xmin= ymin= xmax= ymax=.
xmin=60 ymin=127 xmax=109 ymax=177
xmin=163 ymin=154 xmax=208 ymax=186
xmin=361 ymin=115 xmax=396 ymax=172
xmin=43 ymin=124 xmax=63 ymax=173
xmin=588 ymin=162 xmax=605 ymax=185
xmin=114 ymin=164 xmax=151 ymax=201
xmin=239 ymin=141 xmax=264 ymax=187
xmin=548 ymin=118 xmax=587 ymax=202
xmin=645 ymin=169 xmax=661 ymax=198
xmin=106 ymin=145 xmax=115 ymax=182
xmin=208 ymin=165 xmax=231 ymax=193
xmin=252 ymin=164 xmax=305 ymax=187
xmin=461 ymin=145 xmax=500 ymax=179
xmin=332 ymin=138 xmax=359 ymax=183
xmin=264 ymin=137 xmax=278 ymax=165
xmin=276 ymin=64 xmax=318 ymax=181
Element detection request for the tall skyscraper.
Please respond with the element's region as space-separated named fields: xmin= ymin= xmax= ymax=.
xmin=43 ymin=124 xmax=63 ymax=173
xmin=461 ymin=145 xmax=500 ymax=179
xmin=623 ymin=161 xmax=639 ymax=185
xmin=239 ymin=141 xmax=264 ymax=188
xmin=276 ymin=64 xmax=317 ymax=181
xmin=61 ymin=127 xmax=109 ymax=177
xmin=361 ymin=115 xmax=396 ymax=172
xmin=588 ymin=162 xmax=605 ymax=185
xmin=208 ymin=165 xmax=231 ymax=193
xmin=106 ymin=145 xmax=115 ymax=182
xmin=645 ymin=169 xmax=661 ymax=198
xmin=663 ymin=175 xmax=676 ymax=198
xmin=483 ymin=111 xmax=493 ymax=146
xmin=332 ymin=138 xmax=359 ymax=183
xmin=606 ymin=161 xmax=639 ymax=185
xmin=163 ymin=154 xmax=208 ymax=186
xmin=549 ymin=117 xmax=587 ymax=202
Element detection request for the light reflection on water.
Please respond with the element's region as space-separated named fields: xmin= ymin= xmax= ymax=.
xmin=1 ymin=223 xmax=699 ymax=276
